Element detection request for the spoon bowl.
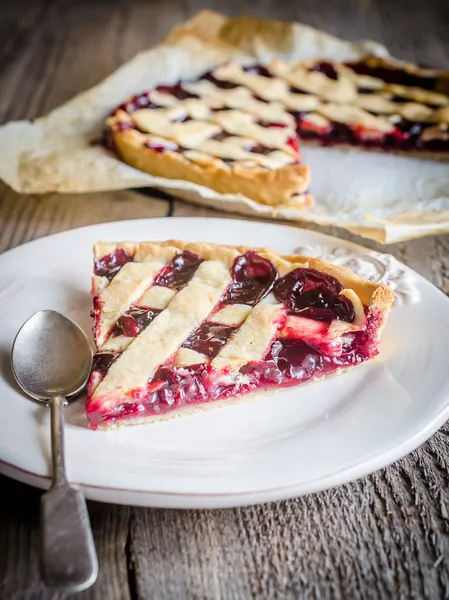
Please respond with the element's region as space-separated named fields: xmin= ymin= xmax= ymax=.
xmin=11 ymin=309 xmax=97 ymax=592
xmin=11 ymin=310 xmax=93 ymax=403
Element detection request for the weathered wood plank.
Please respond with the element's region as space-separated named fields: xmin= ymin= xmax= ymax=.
xmin=0 ymin=476 xmax=132 ymax=600
xmin=0 ymin=188 xmax=169 ymax=253
xmin=129 ymin=429 xmax=449 ymax=600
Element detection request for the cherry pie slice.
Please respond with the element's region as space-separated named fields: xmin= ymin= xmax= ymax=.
xmin=86 ymin=241 xmax=394 ymax=429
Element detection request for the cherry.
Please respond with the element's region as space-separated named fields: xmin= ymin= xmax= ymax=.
xmin=156 ymin=84 xmax=198 ymax=100
xmin=243 ymin=65 xmax=273 ymax=78
xmin=94 ymin=248 xmax=133 ymax=279
xmin=249 ymin=144 xmax=274 ymax=155
xmin=155 ymin=250 xmax=203 ymax=290
xmin=287 ymin=137 xmax=300 ymax=156
xmin=203 ymin=73 xmax=239 ymax=89
xmin=274 ymin=268 xmax=355 ymax=322
xmin=111 ymin=307 xmax=161 ymax=338
xmin=345 ymin=61 xmax=438 ymax=90
xmin=223 ymin=251 xmax=278 ymax=305
xmin=310 ymin=62 xmax=338 ymax=80
xmin=183 ymin=323 xmax=237 ymax=358
xmin=150 ymin=364 xmax=209 ymax=406
xmin=92 ymin=352 xmax=119 ymax=375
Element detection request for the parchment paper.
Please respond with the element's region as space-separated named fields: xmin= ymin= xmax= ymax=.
xmin=0 ymin=10 xmax=448 ymax=244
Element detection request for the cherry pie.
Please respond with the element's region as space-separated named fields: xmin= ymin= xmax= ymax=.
xmin=105 ymin=56 xmax=449 ymax=210
xmin=86 ymin=241 xmax=394 ymax=429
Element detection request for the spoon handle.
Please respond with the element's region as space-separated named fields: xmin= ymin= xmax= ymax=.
xmin=40 ymin=395 xmax=98 ymax=591
xmin=50 ymin=394 xmax=68 ymax=485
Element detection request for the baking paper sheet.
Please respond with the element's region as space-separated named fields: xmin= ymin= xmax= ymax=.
xmin=0 ymin=10 xmax=448 ymax=244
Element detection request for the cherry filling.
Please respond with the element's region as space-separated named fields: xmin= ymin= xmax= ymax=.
xmin=203 ymin=72 xmax=239 ymax=89
xmin=243 ymin=65 xmax=273 ymax=78
xmin=182 ymin=322 xmax=237 ymax=358
xmin=297 ymin=118 xmax=448 ymax=153
xmin=92 ymin=351 xmax=120 ymax=375
xmin=248 ymin=143 xmax=274 ymax=155
xmin=115 ymin=86 xmax=199 ymax=115
xmin=273 ymin=268 xmax=355 ymax=323
xmin=111 ymin=307 xmax=161 ymax=338
xmin=310 ymin=61 xmax=338 ymax=80
xmin=295 ymin=60 xmax=447 ymax=153
xmin=211 ymin=132 xmax=232 ymax=141
xmin=116 ymin=93 xmax=157 ymax=114
xmin=154 ymin=250 xmax=203 ymax=290
xmin=344 ymin=61 xmax=439 ymax=90
xmin=108 ymin=60 xmax=447 ymax=161
xmin=87 ymin=310 xmax=382 ymax=428
xmin=241 ymin=318 xmax=379 ymax=386
xmin=155 ymin=84 xmax=198 ymax=100
xmin=222 ymin=251 xmax=278 ymax=305
xmin=94 ymin=248 xmax=134 ymax=279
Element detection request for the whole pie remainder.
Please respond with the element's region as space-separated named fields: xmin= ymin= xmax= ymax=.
xmin=86 ymin=241 xmax=395 ymax=429
xmin=105 ymin=56 xmax=449 ymax=209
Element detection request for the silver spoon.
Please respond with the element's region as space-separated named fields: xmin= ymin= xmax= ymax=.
xmin=11 ymin=310 xmax=98 ymax=592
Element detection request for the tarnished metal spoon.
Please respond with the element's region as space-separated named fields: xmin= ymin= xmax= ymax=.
xmin=11 ymin=310 xmax=98 ymax=592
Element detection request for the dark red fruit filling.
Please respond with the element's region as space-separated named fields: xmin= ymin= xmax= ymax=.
xmin=294 ymin=60 xmax=448 ymax=153
xmin=116 ymin=92 xmax=158 ymax=114
xmin=211 ymin=132 xmax=232 ymax=141
xmin=92 ymin=351 xmax=120 ymax=375
xmin=222 ymin=251 xmax=278 ymax=305
xmin=310 ymin=61 xmax=338 ymax=80
xmin=182 ymin=322 xmax=237 ymax=358
xmin=203 ymin=72 xmax=239 ymax=89
xmin=156 ymin=84 xmax=198 ymax=100
xmin=87 ymin=310 xmax=381 ymax=428
xmin=241 ymin=319 xmax=379 ymax=386
xmin=287 ymin=137 xmax=300 ymax=156
xmin=116 ymin=86 xmax=199 ymax=114
xmin=154 ymin=250 xmax=203 ymax=290
xmin=345 ymin=61 xmax=438 ymax=91
xmin=274 ymin=268 xmax=355 ymax=323
xmin=243 ymin=65 xmax=273 ymax=78
xmin=248 ymin=143 xmax=273 ymax=155
xmin=289 ymin=86 xmax=309 ymax=95
xmin=94 ymin=249 xmax=134 ymax=280
xmin=298 ymin=118 xmax=448 ymax=153
xmin=111 ymin=307 xmax=161 ymax=338
xmin=108 ymin=60 xmax=447 ymax=160
xmin=146 ymin=364 xmax=210 ymax=408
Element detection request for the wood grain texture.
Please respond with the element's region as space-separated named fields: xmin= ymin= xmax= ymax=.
xmin=0 ymin=1 xmax=448 ymax=599
xmin=0 ymin=477 xmax=131 ymax=600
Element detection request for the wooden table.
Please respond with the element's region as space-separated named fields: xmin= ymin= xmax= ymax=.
xmin=1 ymin=1 xmax=448 ymax=598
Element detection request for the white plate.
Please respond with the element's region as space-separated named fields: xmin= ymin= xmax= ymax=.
xmin=0 ymin=218 xmax=448 ymax=509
